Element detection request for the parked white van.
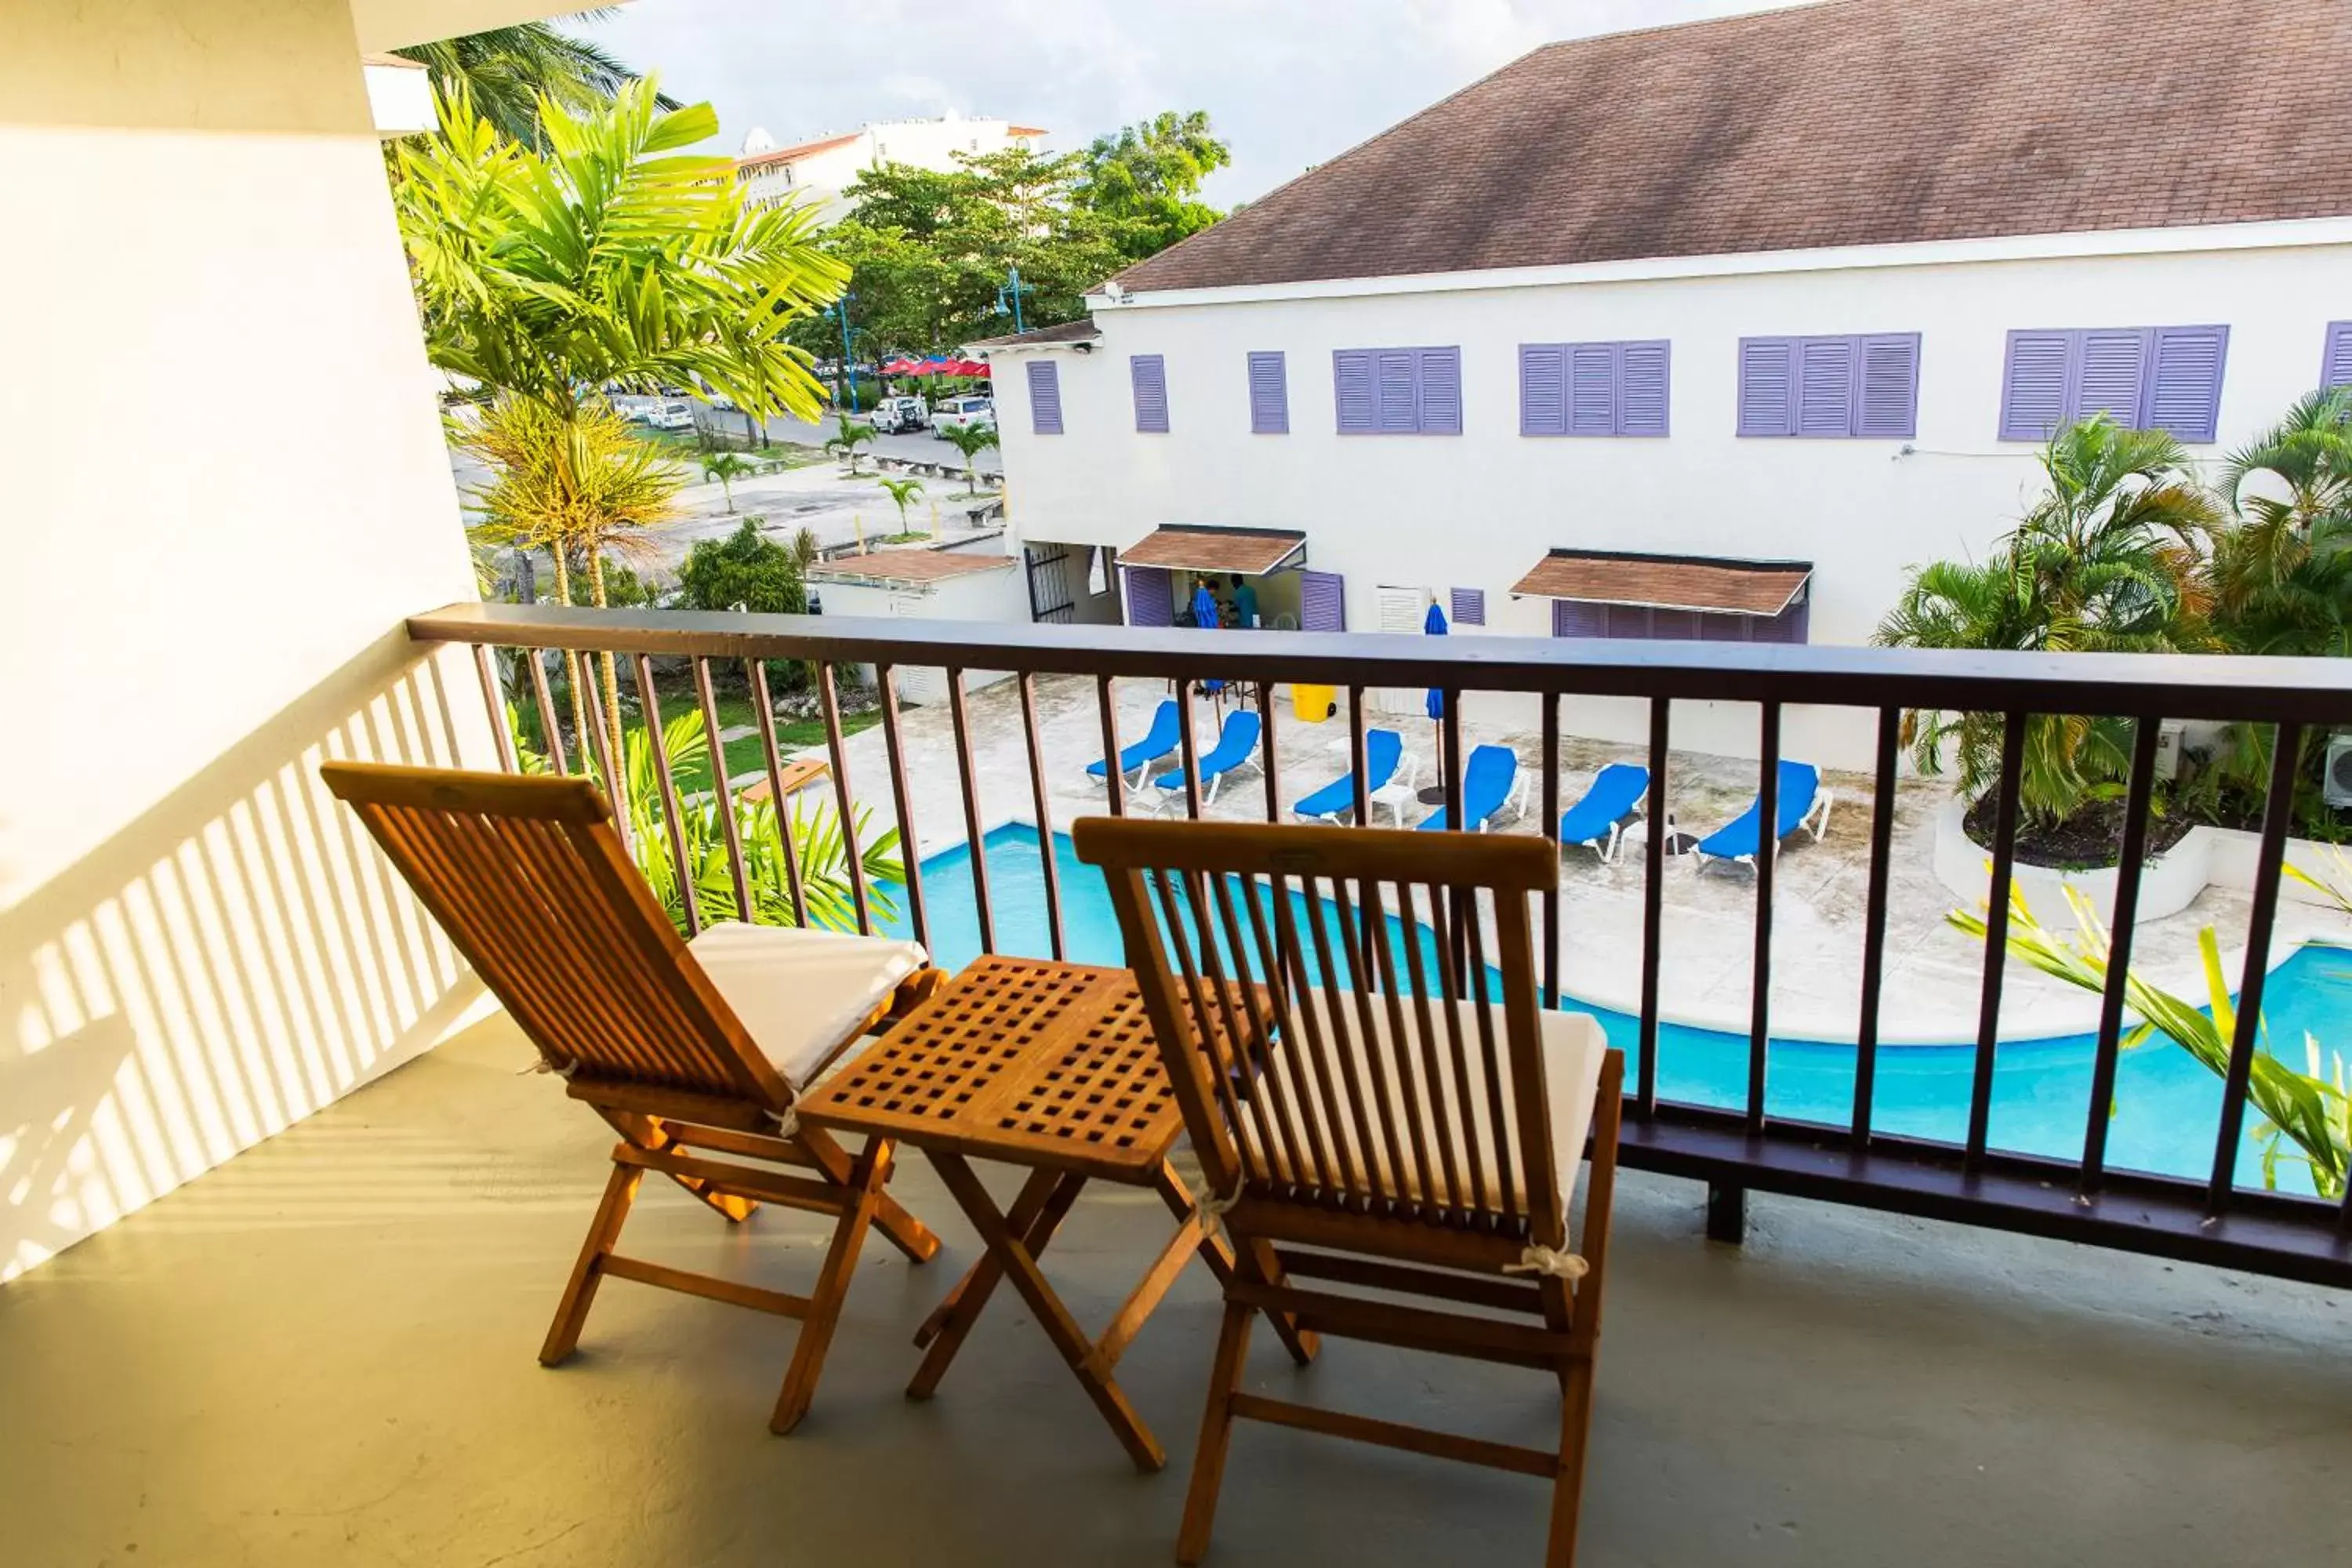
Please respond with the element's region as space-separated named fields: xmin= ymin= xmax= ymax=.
xmin=931 ymin=395 xmax=995 ymax=439
xmin=646 ymin=401 xmax=695 ymax=431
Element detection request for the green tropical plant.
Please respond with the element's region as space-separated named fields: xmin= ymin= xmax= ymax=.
xmin=674 ymin=519 xmax=806 ymax=615
xmin=824 ymin=415 xmax=878 ymax=475
xmin=876 ymin=476 xmax=924 ymax=535
xmin=1877 ymin=416 xmax=2219 ymax=824
xmin=938 ymin=421 xmax=999 ymax=495
xmin=390 ymin=16 xmax=668 ymax=148
xmin=1952 ymin=886 xmax=2348 ymax=1198
xmin=1077 ymin=110 xmax=1233 ymax=260
xmin=701 ymin=451 xmax=753 ymax=512
xmin=789 ymin=526 xmax=822 ymax=571
xmin=2209 ymin=387 xmax=2352 ymax=658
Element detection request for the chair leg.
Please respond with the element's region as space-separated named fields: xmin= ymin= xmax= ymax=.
xmin=1177 ymin=1300 xmax=1257 ymax=1566
xmin=770 ymin=1139 xmax=893 ymax=1435
xmin=1543 ymin=1361 xmax=1599 ymax=1567
xmin=540 ymin=1159 xmax=644 ymax=1365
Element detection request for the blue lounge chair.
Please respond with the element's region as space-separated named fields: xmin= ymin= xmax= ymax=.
xmin=1691 ymin=760 xmax=1831 ymax=869
xmin=1291 ymin=729 xmax=1406 ymax=824
xmin=1557 ymin=763 xmax=1652 ymax=862
xmin=1150 ymin=709 xmax=1264 ymax=805
xmin=1087 ymin=699 xmax=1182 ymax=786
xmin=1416 ymin=746 xmax=1526 ymax=832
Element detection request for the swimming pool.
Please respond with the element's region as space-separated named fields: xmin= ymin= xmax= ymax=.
xmin=878 ymin=824 xmax=2352 ymax=1197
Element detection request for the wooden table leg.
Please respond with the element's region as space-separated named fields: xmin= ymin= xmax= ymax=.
xmin=926 ymin=1152 xmax=1167 ymax=1473
xmin=1149 ymin=1160 xmax=1319 ymax=1367
xmin=907 ymin=1167 xmax=1084 ymax=1390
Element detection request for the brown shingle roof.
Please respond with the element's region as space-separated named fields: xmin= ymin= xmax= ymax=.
xmin=806 ymin=548 xmax=1014 ymax=586
xmin=1114 ymin=0 xmax=2352 ymax=293
xmin=1116 ymin=527 xmax=1307 ymax=576
xmin=1512 ymin=550 xmax=1812 ymax=615
xmin=968 ymin=318 xmax=1100 ymax=350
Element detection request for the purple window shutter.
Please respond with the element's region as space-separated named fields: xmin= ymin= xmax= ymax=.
xmin=2324 ymin=322 xmax=2352 ymax=390
xmin=1602 ymin=604 xmax=1653 ymax=639
xmin=1618 ymin=340 xmax=1670 ymax=436
xmin=1552 ymin=598 xmax=1605 ymax=637
xmin=1698 ymin=613 xmax=1751 ymax=642
xmin=1519 ymin=344 xmax=1567 ymax=435
xmin=1650 ymin=608 xmax=1698 ymax=640
xmin=1751 ymin=592 xmax=1811 ymax=644
xmin=1123 ymin=566 xmax=1172 ymax=627
xmin=1416 ymin=347 xmax=1462 ymax=434
xmin=2074 ymin=328 xmax=2151 ymax=425
xmin=1738 ymin=338 xmax=1796 ymax=437
xmin=1129 ymin=354 xmax=1169 ymax=433
xmin=1796 ymin=336 xmax=1858 ymax=436
xmin=1299 ymin=570 xmax=1346 ymax=631
xmin=1856 ymin=333 xmax=1921 ymax=439
xmin=1027 ymin=359 xmax=1063 ymax=434
xmin=1247 ymin=350 xmax=1289 ymax=433
xmin=1568 ymin=343 xmax=1617 ymax=435
xmin=1449 ymin=587 xmax=1486 ymax=626
xmin=2147 ymin=325 xmax=2227 ymax=443
xmin=1374 ymin=350 xmax=1419 ymax=431
xmin=2000 ymin=330 xmax=2073 ymax=441
xmin=1334 ymin=350 xmax=1376 ymax=433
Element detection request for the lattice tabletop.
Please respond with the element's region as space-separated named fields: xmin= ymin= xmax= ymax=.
xmin=797 ymin=956 xmax=1255 ymax=1184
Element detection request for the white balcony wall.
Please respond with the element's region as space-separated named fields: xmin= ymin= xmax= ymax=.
xmin=0 ymin=0 xmax=506 ymax=1282
xmin=993 ymin=231 xmax=2352 ymax=765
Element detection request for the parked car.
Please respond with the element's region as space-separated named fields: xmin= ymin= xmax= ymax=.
xmin=931 ymin=394 xmax=996 ymax=439
xmin=645 ymin=401 xmax=696 ymax=431
xmin=871 ymin=394 xmax=928 ymax=434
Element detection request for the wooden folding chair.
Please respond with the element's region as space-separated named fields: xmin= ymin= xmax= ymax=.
xmin=1074 ymin=817 xmax=1624 ymax=1566
xmin=321 ymin=761 xmax=946 ymax=1435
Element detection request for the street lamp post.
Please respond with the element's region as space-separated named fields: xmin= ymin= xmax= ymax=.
xmin=832 ymin=293 xmax=859 ymax=413
xmin=995 ymin=267 xmax=1032 ymax=336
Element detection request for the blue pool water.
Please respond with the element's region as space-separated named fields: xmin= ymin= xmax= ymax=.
xmin=878 ymin=825 xmax=2352 ymax=1196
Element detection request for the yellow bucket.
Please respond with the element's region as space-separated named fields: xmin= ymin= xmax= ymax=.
xmin=1290 ymin=683 xmax=1337 ymax=723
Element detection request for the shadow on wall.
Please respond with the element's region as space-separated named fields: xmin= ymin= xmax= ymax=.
xmin=0 ymin=630 xmax=488 ymax=1283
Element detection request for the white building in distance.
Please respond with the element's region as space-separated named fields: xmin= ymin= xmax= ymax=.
xmin=735 ymin=113 xmax=1048 ymax=223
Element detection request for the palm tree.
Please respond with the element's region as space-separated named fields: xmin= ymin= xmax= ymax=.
xmin=701 ymin=452 xmax=753 ymax=513
xmin=2210 ymin=387 xmax=2352 ymax=656
xmin=824 ymin=415 xmax=878 ymax=475
xmin=876 ymin=476 xmax=924 ymax=536
xmin=938 ymin=422 xmax=999 ymax=495
xmin=789 ymin=527 xmax=822 ymax=571
xmin=1878 ymin=416 xmax=2218 ymax=823
xmin=397 ymin=78 xmax=843 ymax=793
xmin=391 ymin=14 xmax=671 ymax=148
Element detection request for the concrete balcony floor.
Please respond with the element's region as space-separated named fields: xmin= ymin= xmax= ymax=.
xmin=2 ymin=1009 xmax=2343 ymax=1567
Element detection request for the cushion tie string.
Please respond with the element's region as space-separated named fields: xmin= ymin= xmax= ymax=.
xmin=1503 ymin=1244 xmax=1589 ymax=1282
xmin=1193 ymin=1179 xmax=1245 ymax=1245
xmin=525 ymin=1055 xmax=579 ymax=1079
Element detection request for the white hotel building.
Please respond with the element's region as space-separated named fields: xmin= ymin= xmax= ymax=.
xmin=974 ymin=0 xmax=2352 ymax=766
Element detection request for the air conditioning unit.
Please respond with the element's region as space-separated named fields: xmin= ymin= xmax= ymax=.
xmin=2153 ymin=720 xmax=2187 ymax=782
xmin=2325 ymin=734 xmax=2352 ymax=809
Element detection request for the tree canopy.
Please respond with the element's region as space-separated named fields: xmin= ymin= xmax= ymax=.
xmin=1076 ymin=110 xmax=1233 ymax=262
xmin=392 ymin=16 xmax=670 ymax=147
xmin=675 ymin=519 xmax=808 ymax=617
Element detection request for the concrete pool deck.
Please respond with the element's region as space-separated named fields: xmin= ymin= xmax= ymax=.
xmin=775 ymin=672 xmax=2352 ymax=1045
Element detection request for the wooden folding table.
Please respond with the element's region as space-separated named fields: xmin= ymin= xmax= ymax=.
xmin=795 ymin=954 xmax=1314 ymax=1471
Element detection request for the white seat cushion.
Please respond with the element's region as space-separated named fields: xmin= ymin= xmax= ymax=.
xmin=1284 ymin=988 xmax=1610 ymax=1214
xmin=684 ymin=921 xmax=928 ymax=1089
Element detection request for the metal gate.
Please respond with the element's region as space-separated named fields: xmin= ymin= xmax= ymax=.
xmin=1025 ymin=543 xmax=1076 ymax=623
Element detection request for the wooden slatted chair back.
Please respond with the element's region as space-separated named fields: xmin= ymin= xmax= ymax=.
xmin=321 ymin=762 xmax=790 ymax=1112
xmin=1076 ymin=817 xmax=1592 ymax=1264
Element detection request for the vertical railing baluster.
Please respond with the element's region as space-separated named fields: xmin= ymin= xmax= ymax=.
xmin=1639 ymin=698 xmax=1668 ymax=1119
xmin=691 ymin=656 xmax=753 ymax=924
xmin=1746 ymin=702 xmax=1782 ymax=1134
xmin=1851 ymin=706 xmax=1900 ymax=1145
xmin=1018 ymin=673 xmax=1065 ymax=960
xmin=1177 ymin=684 xmax=1203 ymax=820
xmin=876 ymin=665 xmax=930 ymax=953
xmin=818 ymin=662 xmax=873 ymax=936
xmin=1095 ymin=675 xmax=1126 ymax=818
xmin=474 ymin=644 xmax=517 ymax=772
xmin=747 ymin=659 xmax=809 ymax=929
xmin=526 ymin=648 xmax=568 ymax=775
xmin=1258 ymin=681 xmax=1281 ymax=822
xmin=1965 ymin=710 xmax=2028 ymax=1169
xmin=577 ymin=652 xmax=627 ymax=855
xmin=635 ymin=653 xmax=702 ymax=938
xmin=946 ymin=670 xmax=993 ymax=953
xmin=1442 ymin=688 xmax=1464 ymax=828
xmin=2208 ymin=721 xmax=2303 ymax=1217
xmin=2081 ymin=717 xmax=2161 ymax=1193
xmin=1347 ymin=684 xmax=1370 ymax=827
xmin=1541 ymin=692 xmax=1561 ymax=1010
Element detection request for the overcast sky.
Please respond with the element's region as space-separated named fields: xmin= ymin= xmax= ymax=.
xmin=581 ymin=0 xmax=1808 ymax=205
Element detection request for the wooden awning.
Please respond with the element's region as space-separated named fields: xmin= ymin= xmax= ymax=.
xmin=805 ymin=548 xmax=1016 ymax=588
xmin=1116 ymin=526 xmax=1306 ymax=577
xmin=1511 ymin=550 xmax=1811 ymax=616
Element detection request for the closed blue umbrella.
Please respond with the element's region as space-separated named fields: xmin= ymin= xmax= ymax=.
xmin=1421 ymin=601 xmax=1450 ymax=804
xmin=1192 ymin=582 xmax=1227 ymax=701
